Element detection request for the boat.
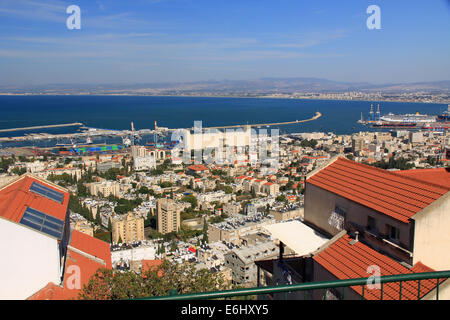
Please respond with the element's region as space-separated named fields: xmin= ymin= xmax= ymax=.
xmin=372 ymin=121 xmax=417 ymax=128
xmin=437 ymin=105 xmax=450 ymax=121
xmin=379 ymin=112 xmax=436 ymax=124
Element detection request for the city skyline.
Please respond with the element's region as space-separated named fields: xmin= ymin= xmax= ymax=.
xmin=0 ymin=0 xmax=449 ymax=86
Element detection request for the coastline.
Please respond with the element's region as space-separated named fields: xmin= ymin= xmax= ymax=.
xmin=0 ymin=92 xmax=448 ymax=105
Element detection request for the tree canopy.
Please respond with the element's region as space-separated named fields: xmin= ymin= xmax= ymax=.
xmin=78 ymin=260 xmax=230 ymax=300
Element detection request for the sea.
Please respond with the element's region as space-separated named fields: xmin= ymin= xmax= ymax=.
xmin=0 ymin=95 xmax=447 ymax=148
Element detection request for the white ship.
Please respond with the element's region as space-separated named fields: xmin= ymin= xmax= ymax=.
xmin=379 ymin=112 xmax=437 ymax=124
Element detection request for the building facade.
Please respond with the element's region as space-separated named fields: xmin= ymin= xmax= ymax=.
xmin=157 ymin=198 xmax=181 ymax=234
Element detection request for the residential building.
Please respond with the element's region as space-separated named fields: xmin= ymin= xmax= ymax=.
xmin=261 ymin=182 xmax=280 ymax=196
xmin=0 ymin=174 xmax=111 ymax=300
xmin=224 ymin=241 xmax=278 ymax=286
xmin=133 ymin=156 xmax=156 ymax=171
xmin=304 ymin=156 xmax=450 ymax=267
xmin=156 ymin=198 xmax=181 ymax=234
xmin=112 ymin=212 xmax=145 ymax=244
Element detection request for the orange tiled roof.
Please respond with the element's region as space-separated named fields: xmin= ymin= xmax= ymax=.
xmin=394 ymin=168 xmax=450 ymax=189
xmin=69 ymin=230 xmax=112 ymax=268
xmin=307 ymin=157 xmax=449 ymax=223
xmin=0 ymin=174 xmax=69 ymax=223
xmin=28 ymin=230 xmax=112 ymax=300
xmin=313 ymin=234 xmax=445 ymax=300
xmin=188 ymin=164 xmax=209 ymax=172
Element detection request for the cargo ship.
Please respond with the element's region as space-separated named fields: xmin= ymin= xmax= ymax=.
xmin=372 ymin=121 xmax=417 ymax=128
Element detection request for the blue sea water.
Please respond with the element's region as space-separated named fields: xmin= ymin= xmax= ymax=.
xmin=0 ymin=95 xmax=447 ymax=146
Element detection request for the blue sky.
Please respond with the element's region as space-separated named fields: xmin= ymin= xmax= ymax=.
xmin=0 ymin=0 xmax=449 ymax=85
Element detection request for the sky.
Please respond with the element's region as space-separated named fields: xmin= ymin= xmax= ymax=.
xmin=0 ymin=0 xmax=449 ymax=86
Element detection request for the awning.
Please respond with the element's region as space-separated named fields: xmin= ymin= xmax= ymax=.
xmin=264 ymin=220 xmax=329 ymax=256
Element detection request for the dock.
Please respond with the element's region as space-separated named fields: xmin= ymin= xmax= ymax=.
xmin=0 ymin=122 xmax=83 ymax=133
xmin=167 ymin=112 xmax=322 ymax=131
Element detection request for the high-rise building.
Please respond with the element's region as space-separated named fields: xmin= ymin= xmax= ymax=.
xmin=157 ymin=198 xmax=181 ymax=234
xmin=112 ymin=212 xmax=145 ymax=244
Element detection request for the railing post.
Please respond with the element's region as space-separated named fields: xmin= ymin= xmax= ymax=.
xmin=418 ymin=280 xmax=421 ymax=300
xmin=380 ymin=282 xmax=383 ymax=300
xmin=436 ymin=278 xmax=439 ymax=300
xmin=361 ymin=285 xmax=365 ymax=300
xmin=399 ymin=281 xmax=402 ymax=300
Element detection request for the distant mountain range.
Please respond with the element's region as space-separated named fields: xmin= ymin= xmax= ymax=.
xmin=1 ymin=78 xmax=449 ymax=95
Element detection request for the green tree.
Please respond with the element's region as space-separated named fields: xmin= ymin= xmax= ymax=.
xmin=170 ymin=240 xmax=178 ymax=252
xmin=78 ymin=260 xmax=231 ymax=300
xmin=182 ymin=194 xmax=198 ymax=210
xmin=202 ymin=217 xmax=208 ymax=244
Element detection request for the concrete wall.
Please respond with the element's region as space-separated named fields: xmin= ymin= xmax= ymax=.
xmin=0 ymin=218 xmax=60 ymax=300
xmin=412 ymin=192 xmax=450 ymax=271
xmin=312 ymin=260 xmax=362 ymax=300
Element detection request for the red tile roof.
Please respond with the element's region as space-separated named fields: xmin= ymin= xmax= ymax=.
xmin=313 ymin=234 xmax=445 ymax=300
xmin=188 ymin=164 xmax=209 ymax=172
xmin=394 ymin=168 xmax=450 ymax=189
xmin=307 ymin=157 xmax=449 ymax=223
xmin=0 ymin=174 xmax=69 ymax=223
xmin=69 ymin=230 xmax=112 ymax=269
xmin=28 ymin=230 xmax=112 ymax=300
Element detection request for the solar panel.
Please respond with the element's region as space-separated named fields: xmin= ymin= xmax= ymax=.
xmin=20 ymin=207 xmax=65 ymax=239
xmin=29 ymin=181 xmax=64 ymax=204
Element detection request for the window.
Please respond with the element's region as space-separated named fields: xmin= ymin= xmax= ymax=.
xmin=387 ymin=224 xmax=400 ymax=241
xmin=367 ymin=216 xmax=377 ymax=232
xmin=328 ymin=206 xmax=346 ymax=230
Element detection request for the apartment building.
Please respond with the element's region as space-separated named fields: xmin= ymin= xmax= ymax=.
xmin=304 ymin=156 xmax=450 ymax=267
xmin=89 ymin=180 xmax=121 ymax=198
xmin=156 ymin=198 xmax=181 ymax=234
xmin=224 ymin=241 xmax=278 ymax=286
xmin=112 ymin=212 xmax=145 ymax=244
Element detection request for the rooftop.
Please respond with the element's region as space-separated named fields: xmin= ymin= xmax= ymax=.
xmin=394 ymin=167 xmax=450 ymax=189
xmin=264 ymin=220 xmax=329 ymax=256
xmin=0 ymin=174 xmax=69 ymax=223
xmin=307 ymin=157 xmax=449 ymax=223
xmin=313 ymin=233 xmax=444 ymax=300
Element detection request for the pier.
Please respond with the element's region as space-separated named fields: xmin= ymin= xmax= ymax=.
xmin=0 ymin=122 xmax=83 ymax=133
xmin=168 ymin=112 xmax=322 ymax=131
